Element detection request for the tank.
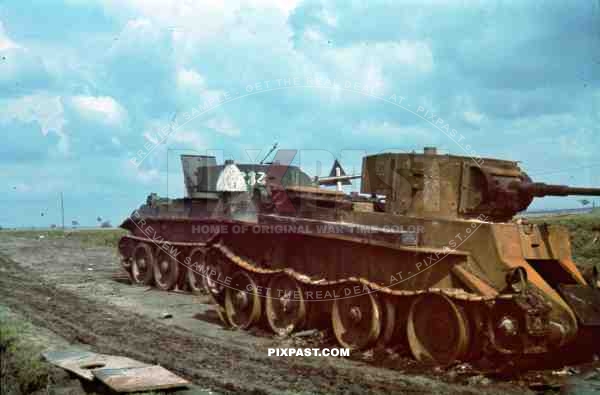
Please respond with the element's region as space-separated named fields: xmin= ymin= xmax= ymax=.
xmin=118 ymin=147 xmax=600 ymax=365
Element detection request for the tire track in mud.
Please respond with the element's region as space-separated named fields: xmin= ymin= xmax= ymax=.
xmin=0 ymin=253 xmax=514 ymax=395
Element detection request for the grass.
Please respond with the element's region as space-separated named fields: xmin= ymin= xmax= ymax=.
xmin=0 ymin=312 xmax=51 ymax=394
xmin=0 ymin=228 xmax=127 ymax=248
xmin=0 ymin=307 xmax=194 ymax=395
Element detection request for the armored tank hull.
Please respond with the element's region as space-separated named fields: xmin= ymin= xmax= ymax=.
xmin=118 ymin=149 xmax=600 ymax=365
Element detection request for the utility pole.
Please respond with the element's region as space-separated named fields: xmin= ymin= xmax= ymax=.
xmin=60 ymin=192 xmax=65 ymax=231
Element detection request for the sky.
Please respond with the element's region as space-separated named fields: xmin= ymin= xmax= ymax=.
xmin=1 ymin=0 xmax=600 ymax=228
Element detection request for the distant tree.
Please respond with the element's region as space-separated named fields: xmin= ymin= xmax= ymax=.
xmin=100 ymin=221 xmax=112 ymax=228
xmin=579 ymin=199 xmax=591 ymax=207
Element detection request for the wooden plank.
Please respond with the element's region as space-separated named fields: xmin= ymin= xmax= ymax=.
xmin=42 ymin=350 xmax=147 ymax=381
xmin=93 ymin=365 xmax=190 ymax=392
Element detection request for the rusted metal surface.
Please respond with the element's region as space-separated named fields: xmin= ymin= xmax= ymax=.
xmin=451 ymin=264 xmax=499 ymax=298
xmin=265 ymin=274 xmax=307 ymax=336
xmin=93 ymin=365 xmax=189 ymax=393
xmin=558 ymin=285 xmax=600 ymax=326
xmin=214 ymin=241 xmax=492 ymax=301
xmin=361 ymin=151 xmax=600 ymax=222
xmin=332 ymin=292 xmax=381 ymax=350
xmin=407 ymin=293 xmax=471 ymax=365
xmin=117 ymin=147 xmax=600 ymax=365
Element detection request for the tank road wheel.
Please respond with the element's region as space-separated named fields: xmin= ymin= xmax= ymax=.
xmin=265 ymin=274 xmax=307 ymax=336
xmin=153 ymin=249 xmax=180 ymax=291
xmin=225 ymin=271 xmax=262 ymax=329
xmin=186 ymin=247 xmax=207 ymax=294
xmin=131 ymin=243 xmax=155 ymax=285
xmin=118 ymin=238 xmax=133 ymax=271
xmin=195 ymin=248 xmax=231 ymax=327
xmin=377 ymin=297 xmax=397 ymax=347
xmin=120 ymin=257 xmax=132 ymax=271
xmin=407 ymin=293 xmax=470 ymax=365
xmin=332 ymin=291 xmax=382 ymax=350
xmin=202 ymin=249 xmax=227 ymax=298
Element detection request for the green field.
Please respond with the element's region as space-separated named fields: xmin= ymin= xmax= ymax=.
xmin=529 ymin=211 xmax=600 ymax=269
xmin=0 ymin=228 xmax=127 ymax=248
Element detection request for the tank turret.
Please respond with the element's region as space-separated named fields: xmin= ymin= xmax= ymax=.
xmin=361 ymin=147 xmax=600 ymax=221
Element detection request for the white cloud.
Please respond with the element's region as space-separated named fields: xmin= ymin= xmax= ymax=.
xmin=101 ymin=0 xmax=299 ymax=47
xmin=124 ymin=158 xmax=161 ymax=184
xmin=356 ymin=120 xmax=402 ymax=135
xmin=136 ymin=167 xmax=160 ymax=184
xmin=0 ymin=21 xmax=19 ymax=51
xmin=249 ymin=0 xmax=299 ymax=15
xmin=70 ymin=95 xmax=127 ymax=125
xmin=205 ymin=116 xmax=240 ymax=136
xmin=463 ymin=111 xmax=485 ymax=126
xmin=558 ymin=127 xmax=596 ymax=160
xmin=12 ymin=183 xmax=32 ymax=193
xmin=108 ymin=0 xmax=299 ymax=19
xmin=0 ymin=93 xmax=66 ymax=136
xmin=177 ymin=68 xmax=205 ymax=88
xmin=354 ymin=120 xmax=430 ymax=140
xmin=137 ymin=168 xmax=160 ymax=184
xmin=318 ymin=8 xmax=338 ymax=27
xmin=170 ymin=129 xmax=206 ymax=152
xmin=389 ymin=41 xmax=434 ymax=72
xmin=303 ymin=28 xmax=325 ymax=42
xmin=125 ymin=17 xmax=152 ymax=30
xmin=143 ymin=131 xmax=159 ymax=145
xmin=0 ymin=93 xmax=69 ymax=155
xmin=309 ymin=41 xmax=434 ymax=94
xmin=142 ymin=119 xmax=176 ymax=148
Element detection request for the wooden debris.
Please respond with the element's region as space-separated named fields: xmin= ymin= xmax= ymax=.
xmin=93 ymin=365 xmax=190 ymax=393
xmin=42 ymin=350 xmax=189 ymax=392
xmin=42 ymin=350 xmax=146 ymax=381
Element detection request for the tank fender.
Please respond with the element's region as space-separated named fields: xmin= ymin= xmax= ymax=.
xmin=451 ymin=263 xmax=498 ymax=298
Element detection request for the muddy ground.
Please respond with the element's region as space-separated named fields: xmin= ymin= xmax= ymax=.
xmin=1 ymin=234 xmax=599 ymax=394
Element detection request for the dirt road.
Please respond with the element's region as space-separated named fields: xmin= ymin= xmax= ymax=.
xmin=0 ymin=234 xmax=597 ymax=394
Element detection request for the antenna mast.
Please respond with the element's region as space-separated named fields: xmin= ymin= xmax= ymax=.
xmin=260 ymin=142 xmax=279 ymax=164
xmin=60 ymin=192 xmax=65 ymax=231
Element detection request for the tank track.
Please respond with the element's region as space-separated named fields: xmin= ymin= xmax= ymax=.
xmin=119 ymin=233 xmax=553 ymax=365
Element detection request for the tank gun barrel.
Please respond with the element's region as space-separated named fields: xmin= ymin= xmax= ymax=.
xmin=516 ymin=182 xmax=600 ymax=198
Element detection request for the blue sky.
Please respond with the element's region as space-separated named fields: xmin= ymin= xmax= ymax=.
xmin=1 ymin=0 xmax=599 ymax=227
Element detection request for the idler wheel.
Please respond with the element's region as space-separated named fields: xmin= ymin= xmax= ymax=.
xmin=332 ymin=290 xmax=382 ymax=350
xmin=186 ymin=247 xmax=207 ymax=294
xmin=131 ymin=243 xmax=155 ymax=285
xmin=225 ymin=271 xmax=262 ymax=329
xmin=486 ymin=302 xmax=525 ymax=355
xmin=153 ymin=249 xmax=180 ymax=291
xmin=266 ymin=274 xmax=307 ymax=336
xmin=407 ymin=293 xmax=470 ymax=365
